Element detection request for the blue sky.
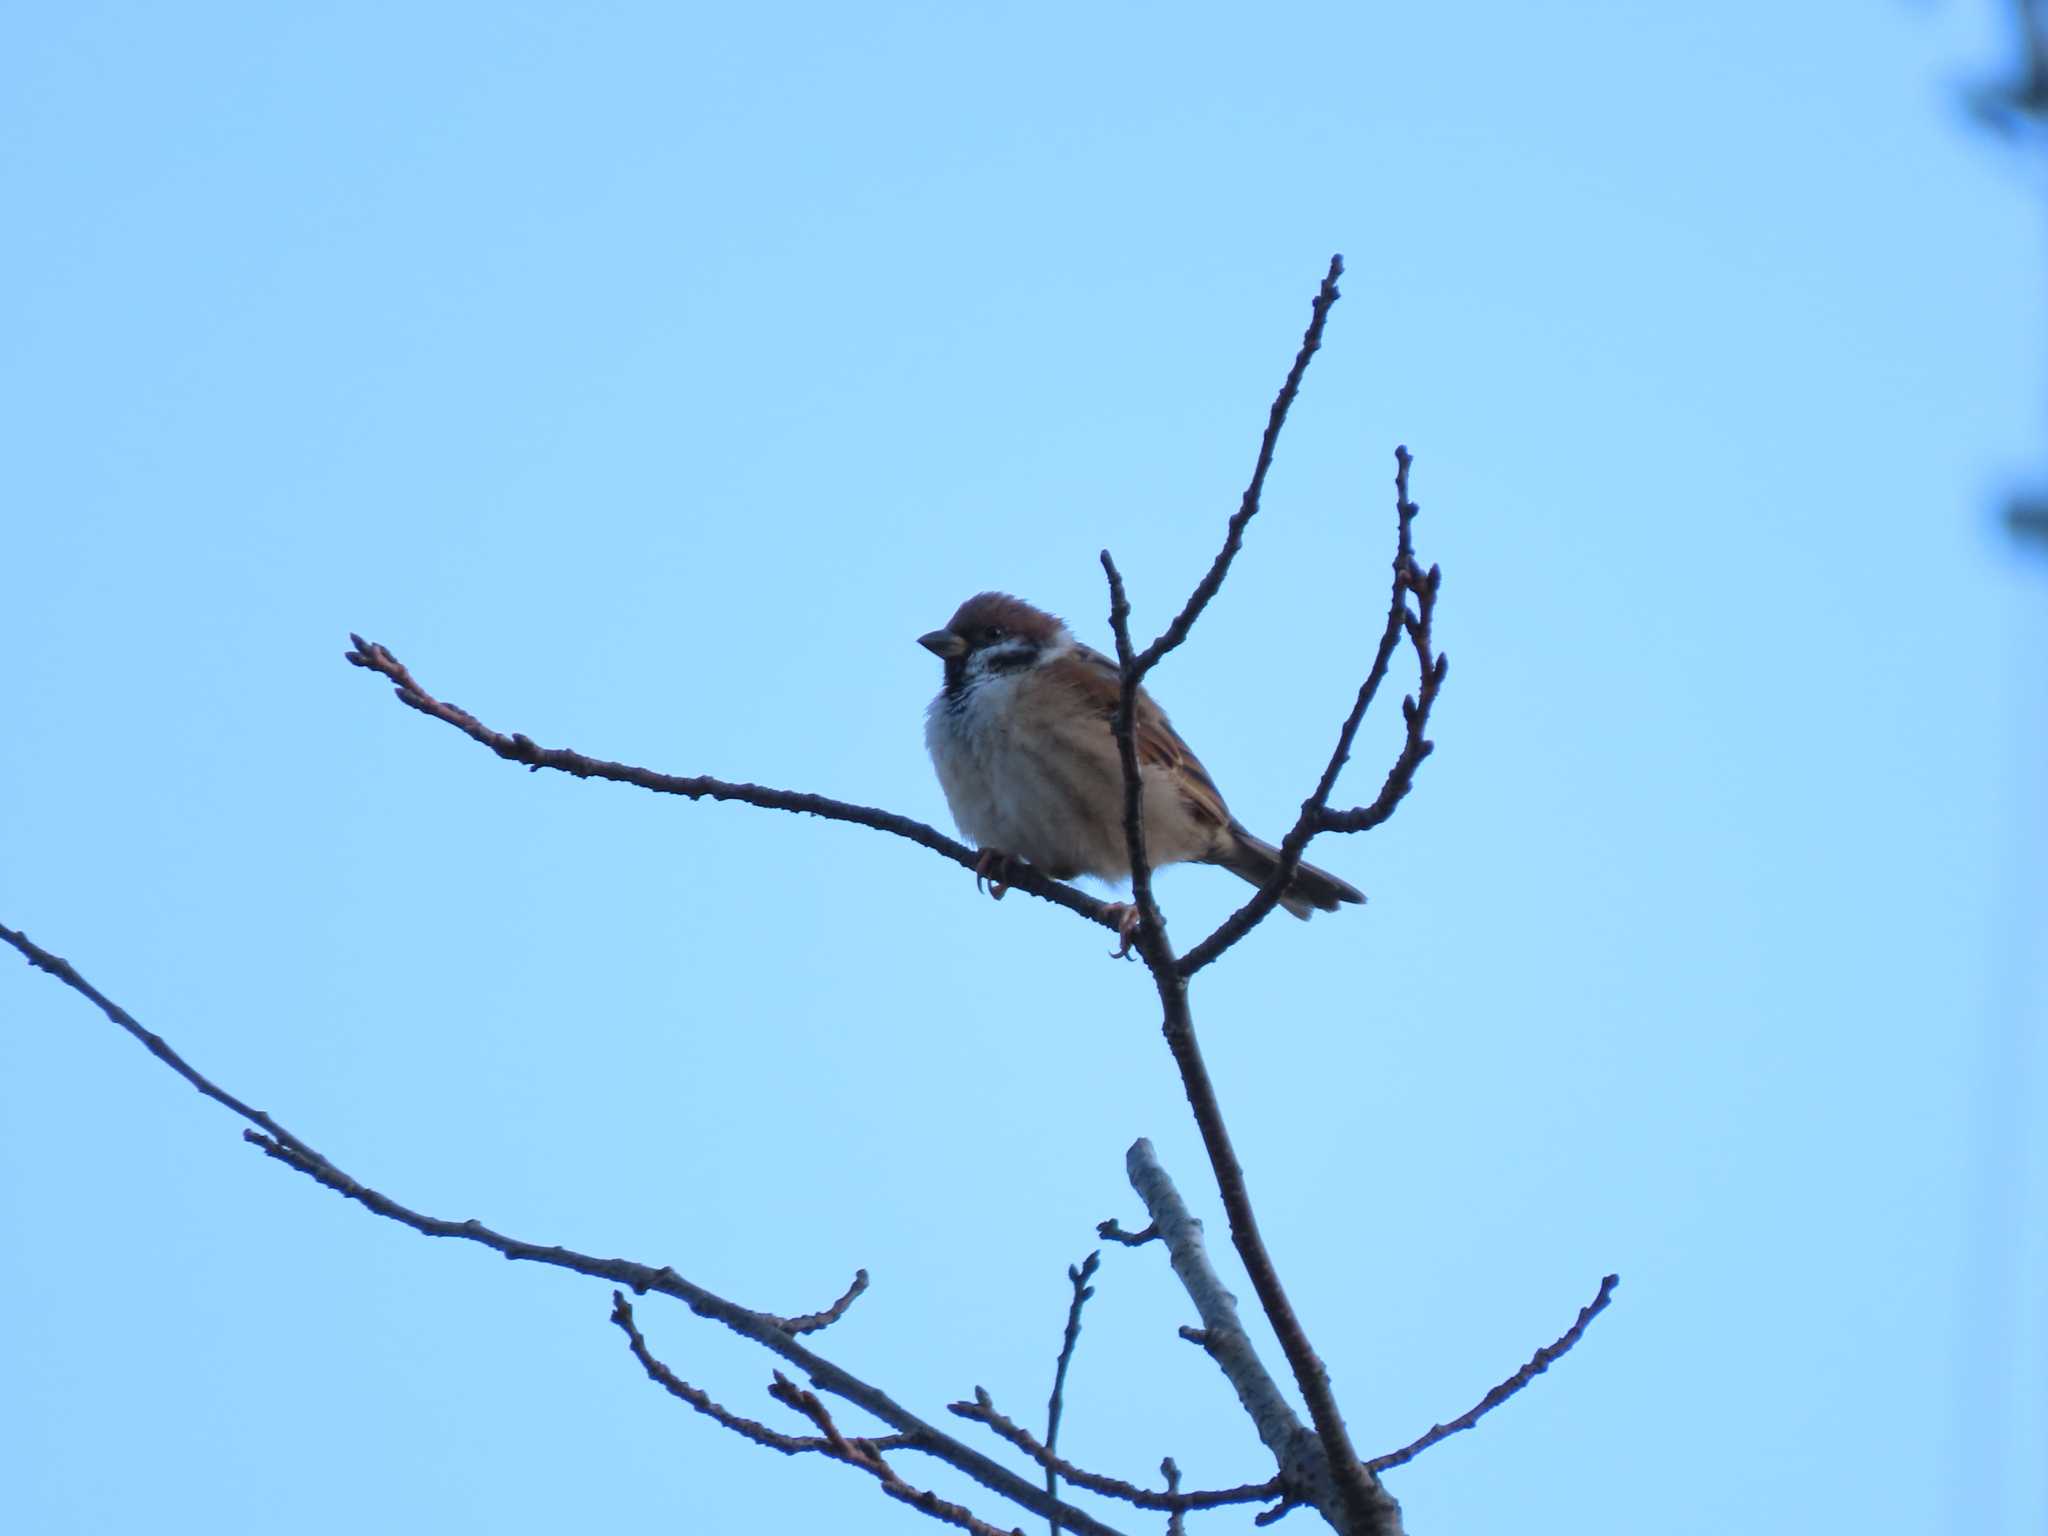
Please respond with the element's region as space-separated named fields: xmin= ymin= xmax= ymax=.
xmin=3 ymin=4 xmax=2043 ymax=1534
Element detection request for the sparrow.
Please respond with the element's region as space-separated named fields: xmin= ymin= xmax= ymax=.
xmin=920 ymin=592 xmax=1363 ymax=937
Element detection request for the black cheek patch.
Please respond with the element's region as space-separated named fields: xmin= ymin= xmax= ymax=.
xmin=982 ymin=641 xmax=1040 ymax=675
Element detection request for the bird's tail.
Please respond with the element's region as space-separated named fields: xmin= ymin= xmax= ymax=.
xmin=1211 ymin=824 xmax=1365 ymax=920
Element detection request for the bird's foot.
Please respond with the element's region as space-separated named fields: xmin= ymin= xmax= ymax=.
xmin=1101 ymin=902 xmax=1143 ymax=960
xmin=973 ymin=849 xmax=1014 ymax=900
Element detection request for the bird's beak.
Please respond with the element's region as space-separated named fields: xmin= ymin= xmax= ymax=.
xmin=918 ymin=629 xmax=967 ymax=659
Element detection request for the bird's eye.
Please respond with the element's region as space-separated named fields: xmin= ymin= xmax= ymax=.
xmin=983 ymin=625 xmax=1005 ymax=644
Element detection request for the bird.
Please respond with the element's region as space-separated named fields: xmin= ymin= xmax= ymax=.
xmin=919 ymin=591 xmax=1362 ymax=946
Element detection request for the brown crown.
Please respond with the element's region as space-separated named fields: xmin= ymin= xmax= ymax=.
xmin=943 ymin=592 xmax=1068 ymax=644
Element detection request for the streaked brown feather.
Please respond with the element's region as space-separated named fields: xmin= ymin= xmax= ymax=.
xmin=1056 ymin=645 xmax=1231 ymax=835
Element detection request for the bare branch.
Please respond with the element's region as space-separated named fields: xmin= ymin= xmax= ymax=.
xmin=1366 ymin=1274 xmax=1620 ymax=1475
xmin=1107 ymin=1033 xmax=1397 ymax=1535
xmin=774 ymin=1269 xmax=870 ymax=1336
xmin=1128 ymin=254 xmax=1345 ymax=684
xmin=1121 ymin=1139 xmax=1401 ymax=1534
xmin=1109 ymin=530 xmax=1395 ymax=1530
xmin=1119 ymin=1140 xmax=1319 ymax=1491
xmin=950 ymin=1389 xmax=1281 ymax=1515
xmin=342 ymin=637 xmax=1123 ymax=938
xmin=1104 ymin=536 xmax=1406 ymax=1536
xmin=768 ymin=1372 xmax=1029 ymax=1536
xmin=1178 ymin=447 xmax=1440 ymax=978
xmin=6 ymin=924 xmax=1129 ymax=1536
xmin=1046 ymin=1252 xmax=1102 ymax=1536
xmin=236 ymin=1127 xmax=1124 ymax=1536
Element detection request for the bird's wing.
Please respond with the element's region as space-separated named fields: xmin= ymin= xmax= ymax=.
xmin=1062 ymin=645 xmax=1231 ymax=833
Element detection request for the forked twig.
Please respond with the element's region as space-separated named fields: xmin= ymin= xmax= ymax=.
xmin=1178 ymin=447 xmax=1442 ymax=977
xmin=610 ymin=1290 xmax=913 ymax=1455
xmin=768 ymin=1372 xmax=1030 ymax=1536
xmin=1162 ymin=1459 xmax=1186 ymax=1536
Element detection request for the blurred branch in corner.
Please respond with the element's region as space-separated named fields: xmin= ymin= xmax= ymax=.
xmin=1966 ymin=0 xmax=2048 ymax=136
xmin=1966 ymin=0 xmax=2048 ymax=551
xmin=2012 ymin=495 xmax=2048 ymax=548
xmin=1953 ymin=6 xmax=2048 ymax=1536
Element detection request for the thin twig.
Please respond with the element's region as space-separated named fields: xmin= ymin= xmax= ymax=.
xmin=1365 ymin=1274 xmax=1620 ymax=1474
xmin=1100 ymin=553 xmax=1173 ymax=970
xmin=1318 ymin=460 xmax=1445 ymax=840
xmin=0 ymin=922 xmax=335 ymax=1171
xmin=1128 ymin=254 xmax=1345 ymax=685
xmin=5 ymin=925 xmax=1129 ymax=1536
xmin=1254 ymin=1496 xmax=1307 ymax=1527
xmin=950 ymin=1389 xmax=1281 ymax=1514
xmin=1097 ymin=259 xmax=1356 ymax=968
xmin=769 ymin=1372 xmax=1029 ymax=1536
xmin=1046 ymin=1252 xmax=1102 ymax=1536
xmin=1095 ymin=1220 xmax=1158 ymax=1248
xmin=775 ymin=1269 xmax=870 ymax=1335
xmin=342 ymin=637 xmax=1123 ymax=937
xmin=1178 ymin=447 xmax=1441 ymax=978
xmin=1161 ymin=1459 xmax=1185 ymax=1536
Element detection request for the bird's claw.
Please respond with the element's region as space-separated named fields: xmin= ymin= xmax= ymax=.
xmin=973 ymin=849 xmax=1013 ymax=900
xmin=1102 ymin=902 xmax=1143 ymax=960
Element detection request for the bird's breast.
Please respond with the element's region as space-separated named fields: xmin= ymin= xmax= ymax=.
xmin=925 ymin=669 xmax=1124 ymax=876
